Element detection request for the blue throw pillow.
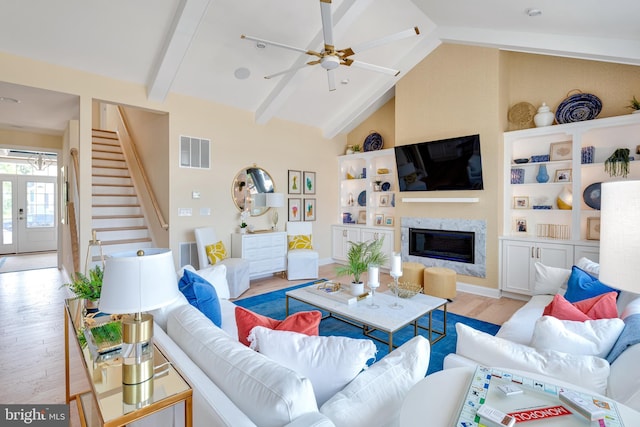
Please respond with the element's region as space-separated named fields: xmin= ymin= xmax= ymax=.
xmin=178 ymin=269 xmax=222 ymax=327
xmin=564 ymin=266 xmax=617 ymax=303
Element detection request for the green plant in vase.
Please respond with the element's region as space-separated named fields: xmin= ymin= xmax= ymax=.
xmin=626 ymin=95 xmax=640 ymax=112
xmin=335 ymin=237 xmax=388 ymax=286
xmin=61 ymin=265 xmax=103 ymax=307
xmin=604 ymin=148 xmax=630 ymax=178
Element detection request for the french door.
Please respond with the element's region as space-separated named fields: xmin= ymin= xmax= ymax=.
xmin=0 ymin=175 xmax=57 ymax=254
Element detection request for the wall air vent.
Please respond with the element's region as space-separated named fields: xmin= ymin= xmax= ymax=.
xmin=180 ymin=135 xmax=210 ymax=169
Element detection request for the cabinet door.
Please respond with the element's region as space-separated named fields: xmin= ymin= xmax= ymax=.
xmin=574 ymin=245 xmax=600 ymax=264
xmin=502 ymin=240 xmax=534 ymax=294
xmin=536 ymin=242 xmax=574 ymax=270
xmin=360 ymin=228 xmax=393 ymax=269
xmin=332 ymin=226 xmax=360 ymax=261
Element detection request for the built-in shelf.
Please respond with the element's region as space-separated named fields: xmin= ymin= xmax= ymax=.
xmin=401 ymin=197 xmax=480 ymax=203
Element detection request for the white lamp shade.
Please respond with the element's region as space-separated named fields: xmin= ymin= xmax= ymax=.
xmin=253 ymin=193 xmax=266 ymax=207
xmin=267 ymin=192 xmax=284 ymax=208
xmin=599 ymin=181 xmax=640 ymax=293
xmin=99 ymin=248 xmax=181 ymax=314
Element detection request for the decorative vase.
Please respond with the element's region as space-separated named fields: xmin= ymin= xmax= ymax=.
xmin=557 ymin=187 xmax=573 ymax=210
xmin=534 ymin=102 xmax=555 ymax=127
xmin=350 ymin=282 xmax=364 ymax=296
xmin=536 ymin=164 xmax=549 ymax=183
xmin=84 ymin=299 xmax=100 ymax=314
xmin=240 ymin=227 xmax=247 ymax=234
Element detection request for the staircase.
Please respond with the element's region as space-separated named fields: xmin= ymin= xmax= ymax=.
xmin=91 ymin=129 xmax=153 ymax=261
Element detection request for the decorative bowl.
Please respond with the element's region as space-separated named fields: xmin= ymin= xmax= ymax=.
xmin=514 ymin=158 xmax=529 ymax=164
xmin=388 ymin=282 xmax=423 ymax=298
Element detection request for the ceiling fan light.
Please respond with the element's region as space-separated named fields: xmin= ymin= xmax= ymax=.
xmin=321 ymin=55 xmax=340 ymax=70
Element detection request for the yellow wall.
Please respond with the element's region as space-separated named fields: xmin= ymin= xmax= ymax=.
xmin=347 ymin=98 xmax=396 ymax=151
xmin=0 ymin=129 xmax=62 ymax=151
xmin=350 ymin=44 xmax=640 ymax=290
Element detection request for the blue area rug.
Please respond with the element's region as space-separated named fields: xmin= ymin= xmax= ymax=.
xmin=235 ymin=280 xmax=500 ymax=375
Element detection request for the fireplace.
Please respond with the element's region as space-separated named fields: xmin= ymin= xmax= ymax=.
xmin=409 ymin=228 xmax=475 ymax=264
xmin=401 ymin=217 xmax=486 ymax=278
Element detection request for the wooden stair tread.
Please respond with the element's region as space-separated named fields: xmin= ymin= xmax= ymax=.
xmin=92 ymin=183 xmax=134 ymax=187
xmin=101 ymin=237 xmax=152 ymax=246
xmin=93 ymin=214 xmax=144 ymax=219
xmin=92 ymin=193 xmax=137 ymax=197
xmin=92 ymin=203 xmax=140 ymax=207
xmin=93 ymin=226 xmax=148 ymax=232
xmin=92 ymin=174 xmax=132 ymax=179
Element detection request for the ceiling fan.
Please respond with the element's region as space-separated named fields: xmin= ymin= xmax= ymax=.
xmin=241 ymin=0 xmax=420 ymax=91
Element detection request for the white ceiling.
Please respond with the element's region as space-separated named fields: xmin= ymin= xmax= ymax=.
xmin=0 ymin=0 xmax=638 ymax=138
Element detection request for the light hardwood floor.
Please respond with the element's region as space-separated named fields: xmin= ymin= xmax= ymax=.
xmin=0 ymin=258 xmax=525 ymax=425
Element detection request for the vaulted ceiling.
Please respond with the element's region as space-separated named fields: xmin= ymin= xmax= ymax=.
xmin=1 ymin=0 xmax=639 ymax=137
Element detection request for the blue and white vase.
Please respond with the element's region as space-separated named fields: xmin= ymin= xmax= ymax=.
xmin=536 ymin=164 xmax=549 ymax=183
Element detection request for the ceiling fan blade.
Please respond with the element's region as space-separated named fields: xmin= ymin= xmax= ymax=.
xmin=264 ymin=63 xmax=312 ymax=80
xmin=327 ymin=69 xmax=336 ymax=92
xmin=241 ymin=34 xmax=320 ymax=57
xmin=346 ymin=59 xmax=400 ymax=76
xmin=319 ymin=0 xmax=334 ymax=49
xmin=339 ymin=27 xmax=420 ymax=58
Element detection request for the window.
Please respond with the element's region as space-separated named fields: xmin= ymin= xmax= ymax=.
xmin=180 ymin=136 xmax=210 ymax=169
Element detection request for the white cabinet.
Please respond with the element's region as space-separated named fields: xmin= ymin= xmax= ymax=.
xmin=574 ymin=244 xmax=600 ymax=264
xmin=331 ymin=225 xmax=394 ymax=269
xmin=338 ymin=148 xmax=397 ymax=227
xmin=501 ymin=238 xmax=574 ymax=296
xmin=231 ymin=232 xmax=287 ymax=279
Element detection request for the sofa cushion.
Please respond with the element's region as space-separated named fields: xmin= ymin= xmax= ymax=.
xmin=194 ymin=264 xmax=230 ymax=299
xmin=576 ymin=257 xmax=600 ymax=277
xmin=530 ymin=316 xmax=624 ymax=358
xmin=179 ymin=269 xmax=222 ymax=327
xmin=542 ymin=293 xmax=618 ymax=321
xmin=533 ymin=262 xmax=570 ymax=295
xmin=606 ymin=313 xmax=640 ymax=363
xmin=455 ymin=323 xmax=610 ymax=394
xmin=320 ymin=336 xmax=430 ymax=427
xmin=167 ymin=304 xmax=318 ymax=427
xmin=205 ymin=241 xmax=228 ymax=265
xmin=564 ymin=266 xmax=617 ymax=303
xmin=496 ymin=295 xmax=554 ymax=345
xmin=607 ymin=340 xmax=640 ymax=410
xmin=248 ymin=326 xmax=377 ymax=406
xmin=235 ymin=306 xmax=321 ymax=346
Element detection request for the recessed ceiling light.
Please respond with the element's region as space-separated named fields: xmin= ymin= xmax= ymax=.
xmin=0 ymin=96 xmax=20 ymax=104
xmin=341 ymin=78 xmax=350 ymax=85
xmin=256 ymin=42 xmax=266 ymax=49
xmin=526 ymin=8 xmax=542 ymax=17
xmin=234 ymin=67 xmax=251 ymax=80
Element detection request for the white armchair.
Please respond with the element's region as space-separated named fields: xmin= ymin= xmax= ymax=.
xmin=194 ymin=227 xmax=250 ymax=298
xmin=286 ymin=222 xmax=319 ymax=281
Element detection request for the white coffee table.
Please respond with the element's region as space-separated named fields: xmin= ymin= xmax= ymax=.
xmin=285 ymin=285 xmax=447 ymax=351
xmin=400 ymin=367 xmax=640 ymax=426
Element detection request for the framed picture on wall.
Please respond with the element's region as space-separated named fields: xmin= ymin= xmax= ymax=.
xmin=288 ymin=170 xmax=301 ymax=194
xmin=587 ymin=217 xmax=601 ymax=240
xmin=303 ymin=198 xmax=316 ymax=221
xmin=549 ymin=141 xmax=572 ymax=161
xmin=374 ymin=213 xmax=384 ymax=226
xmin=384 ymin=216 xmax=394 ymax=226
xmin=515 ymin=217 xmax=527 ymax=233
xmin=513 ymin=196 xmax=529 ymax=209
xmin=288 ymin=198 xmax=301 ymax=221
xmin=357 ymin=210 xmax=366 ymax=224
xmin=303 ymin=171 xmax=316 ymax=194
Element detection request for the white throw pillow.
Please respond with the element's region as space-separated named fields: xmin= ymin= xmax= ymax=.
xmin=576 ymin=257 xmax=600 ymax=277
xmin=532 ymin=262 xmax=570 ymax=295
xmin=248 ymin=326 xmax=377 ymax=406
xmin=456 ymin=323 xmax=610 ymax=395
xmin=194 ymin=264 xmax=230 ymax=299
xmin=530 ymin=316 xmax=624 ymax=358
xmin=320 ymin=336 xmax=430 ymax=427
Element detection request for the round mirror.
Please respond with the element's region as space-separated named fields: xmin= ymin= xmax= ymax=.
xmin=232 ymin=165 xmax=275 ymax=216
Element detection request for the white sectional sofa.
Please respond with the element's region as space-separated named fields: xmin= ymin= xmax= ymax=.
xmin=444 ymin=259 xmax=640 ymax=412
xmin=138 ymin=264 xmax=431 ymax=427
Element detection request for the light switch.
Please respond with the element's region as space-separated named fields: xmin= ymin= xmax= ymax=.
xmin=192 ymin=191 xmax=201 ymax=199
xmin=178 ymin=208 xmax=192 ymax=217
xmin=200 ymin=208 xmax=211 ymax=216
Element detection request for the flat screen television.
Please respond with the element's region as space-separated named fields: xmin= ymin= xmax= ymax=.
xmin=394 ymin=134 xmax=483 ymax=191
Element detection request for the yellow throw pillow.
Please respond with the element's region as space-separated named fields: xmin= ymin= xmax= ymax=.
xmin=288 ymin=234 xmax=313 ymax=250
xmin=206 ymin=241 xmax=228 ymax=265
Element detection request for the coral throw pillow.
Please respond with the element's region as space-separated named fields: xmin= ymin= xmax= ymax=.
xmin=543 ymin=292 xmax=618 ymax=321
xmin=235 ymin=306 xmax=322 ymax=346
xmin=288 ymin=234 xmax=313 ymax=250
xmin=205 ymin=241 xmax=228 ymax=265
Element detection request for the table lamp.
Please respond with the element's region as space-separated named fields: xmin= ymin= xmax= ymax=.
xmin=599 ymin=181 xmax=640 ymax=293
xmin=267 ymin=192 xmax=284 ymax=230
xmin=98 ymin=248 xmax=181 ymax=404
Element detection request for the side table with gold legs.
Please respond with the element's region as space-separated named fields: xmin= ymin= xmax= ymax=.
xmin=64 ymin=298 xmax=192 ymax=427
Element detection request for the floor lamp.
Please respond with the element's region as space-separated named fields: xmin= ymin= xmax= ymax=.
xmin=99 ymin=248 xmax=181 ymax=404
xmin=599 ymin=181 xmax=640 ymax=293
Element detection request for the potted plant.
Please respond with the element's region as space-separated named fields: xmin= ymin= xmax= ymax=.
xmin=62 ymin=265 xmax=103 ymax=311
xmin=335 ymin=237 xmax=388 ymax=295
xmin=239 ymin=210 xmax=249 ymax=234
xmin=604 ymin=148 xmax=630 ymax=178
xmin=626 ymin=95 xmax=640 ymax=113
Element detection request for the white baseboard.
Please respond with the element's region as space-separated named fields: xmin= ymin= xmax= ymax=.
xmin=456 ymin=281 xmax=501 ymax=299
